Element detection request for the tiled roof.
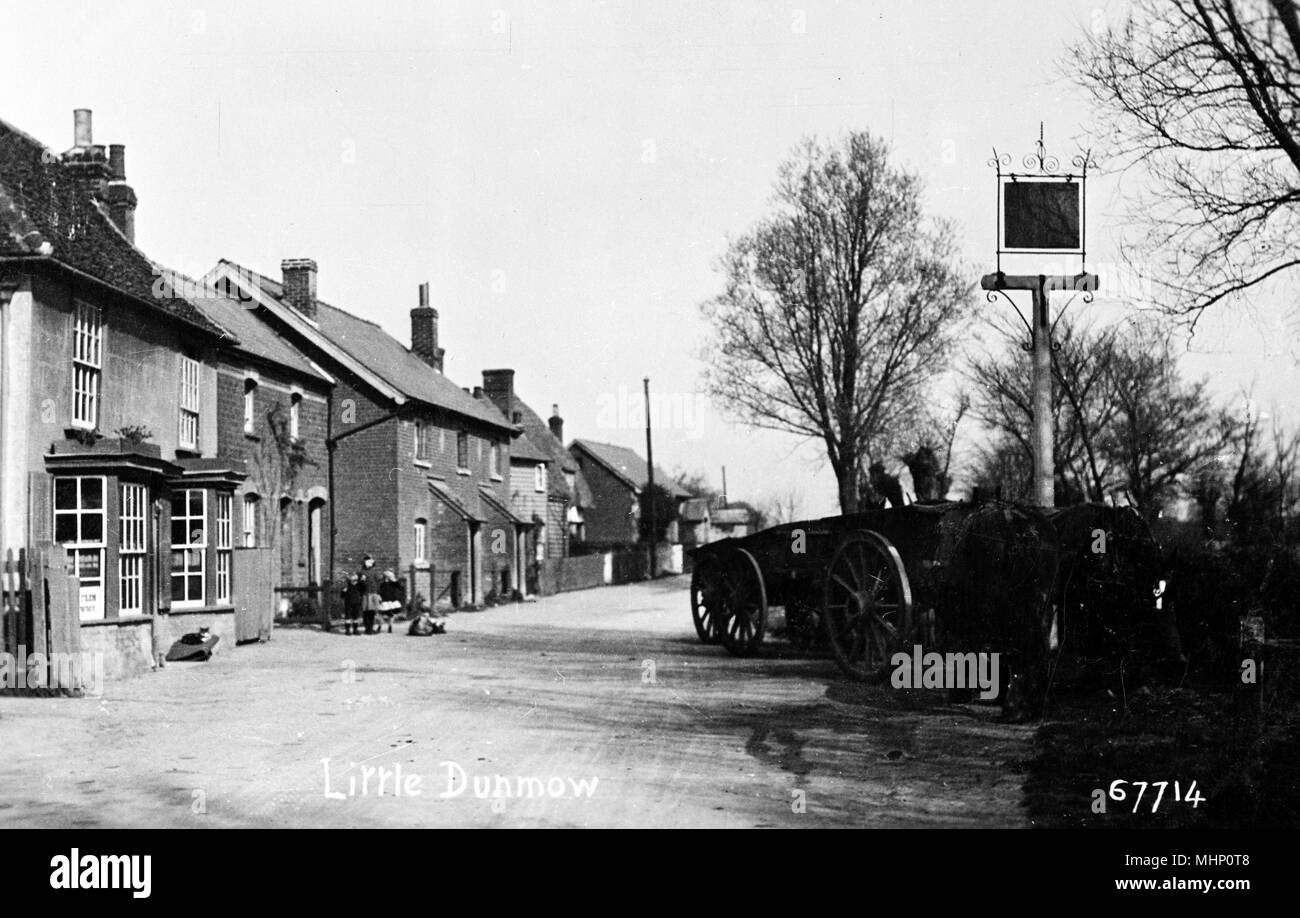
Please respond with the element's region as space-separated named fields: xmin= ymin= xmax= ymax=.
xmin=571 ymin=439 xmax=691 ymax=498
xmin=222 ymin=261 xmax=512 ymax=432
xmin=510 ymin=429 xmax=550 ymax=463
xmin=163 ymin=268 xmax=331 ymax=383
xmin=511 ymin=395 xmax=575 ymax=501
xmin=478 ymin=485 xmax=526 ymax=525
xmin=428 ymin=480 xmax=484 ymax=523
xmin=0 ymin=117 xmax=225 ymax=337
xmin=680 ymin=497 xmax=711 ymax=523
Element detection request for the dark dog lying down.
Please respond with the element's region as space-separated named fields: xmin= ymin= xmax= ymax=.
xmin=407 ymin=613 xmax=446 ymax=636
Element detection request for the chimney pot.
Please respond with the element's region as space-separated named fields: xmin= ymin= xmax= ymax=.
xmin=108 ymin=144 xmax=126 ymax=181
xmin=481 ymin=369 xmax=516 ymax=422
xmin=281 ymin=259 xmax=319 ymax=320
xmin=410 ymin=283 xmax=444 ymax=372
xmin=73 ymin=109 xmax=93 ymax=147
xmin=548 ymin=405 xmax=564 ymax=443
xmin=472 ymin=386 xmax=484 ymax=399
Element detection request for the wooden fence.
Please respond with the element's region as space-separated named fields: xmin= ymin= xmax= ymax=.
xmin=1 ymin=543 xmax=82 ymax=696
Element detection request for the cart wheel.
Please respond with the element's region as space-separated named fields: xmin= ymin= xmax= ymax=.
xmin=822 ymin=531 xmax=913 ymax=682
xmin=717 ymin=549 xmax=768 ymax=657
xmin=689 ymin=558 xmax=722 ymax=644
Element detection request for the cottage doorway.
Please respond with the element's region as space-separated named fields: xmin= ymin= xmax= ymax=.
xmin=307 ymin=498 xmax=323 ymax=585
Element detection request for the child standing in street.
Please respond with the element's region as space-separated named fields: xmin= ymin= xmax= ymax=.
xmin=341 ymin=573 xmax=362 ymax=635
xmin=379 ymin=570 xmax=404 ymax=634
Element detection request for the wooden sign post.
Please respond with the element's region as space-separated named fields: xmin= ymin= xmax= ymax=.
xmin=980 ymin=272 xmax=1098 ymax=508
xmin=985 ymin=127 xmax=1098 ymax=508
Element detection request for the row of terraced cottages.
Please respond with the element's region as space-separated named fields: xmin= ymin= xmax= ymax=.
xmin=0 ymin=110 xmax=584 ymax=680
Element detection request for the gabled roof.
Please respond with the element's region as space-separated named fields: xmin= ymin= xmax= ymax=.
xmin=161 ymin=268 xmax=332 ymax=384
xmin=0 ymin=117 xmax=225 ymax=338
xmin=570 ymin=439 xmax=690 ymax=498
xmin=508 ymin=394 xmax=576 ymax=501
xmin=509 ymin=429 xmax=550 ymax=463
xmin=428 ymin=480 xmax=484 ymax=523
xmin=679 ymin=497 xmax=711 ymax=523
xmin=478 ymin=485 xmax=527 ymax=525
xmin=211 ymin=260 xmax=512 ymax=433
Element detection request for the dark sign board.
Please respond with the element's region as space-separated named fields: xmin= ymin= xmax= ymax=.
xmin=1003 ymin=180 xmax=1080 ymax=250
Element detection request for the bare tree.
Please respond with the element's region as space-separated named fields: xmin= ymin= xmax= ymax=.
xmin=757 ymin=488 xmax=805 ymax=527
xmin=701 ymin=132 xmax=973 ymax=514
xmin=1067 ymin=0 xmax=1300 ymax=324
xmin=1099 ymin=329 xmax=1237 ymax=509
xmin=966 ymin=313 xmax=1118 ymax=502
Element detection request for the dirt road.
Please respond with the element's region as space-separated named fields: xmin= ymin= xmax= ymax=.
xmin=0 ymin=576 xmax=1035 ymax=827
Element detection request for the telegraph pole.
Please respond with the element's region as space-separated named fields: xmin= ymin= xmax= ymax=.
xmin=643 ymin=376 xmax=657 ymax=578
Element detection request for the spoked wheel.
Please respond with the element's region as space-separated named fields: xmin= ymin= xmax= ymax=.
xmin=689 ymin=557 xmax=722 ymax=644
xmin=822 ymin=531 xmax=913 ymax=682
xmin=717 ymin=549 xmax=768 ymax=657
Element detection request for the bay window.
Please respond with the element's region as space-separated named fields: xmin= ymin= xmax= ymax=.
xmin=118 ymin=482 xmax=148 ymax=615
xmin=171 ymin=489 xmax=207 ymax=607
xmin=54 ymin=475 xmax=106 ymax=620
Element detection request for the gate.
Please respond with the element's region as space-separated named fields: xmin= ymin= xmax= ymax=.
xmin=2 ymin=543 xmax=82 ymax=695
xmin=233 ymin=547 xmax=276 ymax=644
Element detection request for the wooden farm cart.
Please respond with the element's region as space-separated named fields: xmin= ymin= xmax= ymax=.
xmin=687 ymin=502 xmax=973 ymax=679
xmin=688 ymin=501 xmax=1083 ymax=688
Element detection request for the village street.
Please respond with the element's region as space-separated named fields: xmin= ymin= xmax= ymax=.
xmin=0 ymin=577 xmax=1033 ymax=829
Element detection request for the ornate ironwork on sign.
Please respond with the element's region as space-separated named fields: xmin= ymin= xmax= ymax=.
xmin=988 ymin=124 xmax=1095 ymax=273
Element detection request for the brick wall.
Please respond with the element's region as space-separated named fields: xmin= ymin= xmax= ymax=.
xmin=575 ymin=454 xmax=639 ymax=546
xmin=547 ymin=496 xmax=568 ymax=559
xmin=216 ymin=360 xmax=331 ymax=587
xmin=330 ymin=377 xmax=398 ymax=578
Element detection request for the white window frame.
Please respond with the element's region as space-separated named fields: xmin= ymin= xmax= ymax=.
xmin=414 ymin=421 xmax=430 ymax=463
xmin=71 ymin=302 xmax=103 ymax=430
xmin=54 ymin=475 xmax=107 ymax=620
xmin=243 ymin=379 xmax=257 ymax=435
xmin=119 ymin=482 xmax=148 ymax=615
xmin=171 ymin=488 xmax=207 ymax=609
xmin=489 ymin=442 xmax=500 ymax=478
xmin=289 ymin=392 xmax=302 ymax=442
xmin=456 ymin=431 xmax=470 ymax=472
xmin=242 ymin=494 xmax=259 ymax=548
xmin=215 ymin=492 xmax=232 ymax=603
xmin=414 ymin=519 xmax=427 ymax=562
xmin=534 ymin=463 xmax=546 ymax=493
xmin=179 ymin=356 xmax=201 ymax=450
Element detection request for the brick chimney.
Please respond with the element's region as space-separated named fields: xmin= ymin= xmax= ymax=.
xmin=281 ymin=259 xmax=318 ymax=320
xmin=61 ymin=108 xmax=111 ymax=201
xmin=410 ymin=282 xmax=445 ymax=372
xmin=103 ymin=144 xmax=137 ymax=243
xmin=482 ymin=369 xmax=516 ymax=424
xmin=548 ymin=404 xmax=564 ymax=443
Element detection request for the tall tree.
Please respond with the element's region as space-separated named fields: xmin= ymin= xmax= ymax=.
xmin=701 ymin=132 xmax=972 ymax=513
xmin=1099 ymin=328 xmax=1237 ymax=509
xmin=1068 ymin=0 xmax=1300 ymax=324
xmin=966 ymin=314 xmax=1119 ymax=502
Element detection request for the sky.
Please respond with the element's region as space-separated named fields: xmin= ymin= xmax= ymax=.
xmin=4 ymin=0 xmax=1295 ymax=517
